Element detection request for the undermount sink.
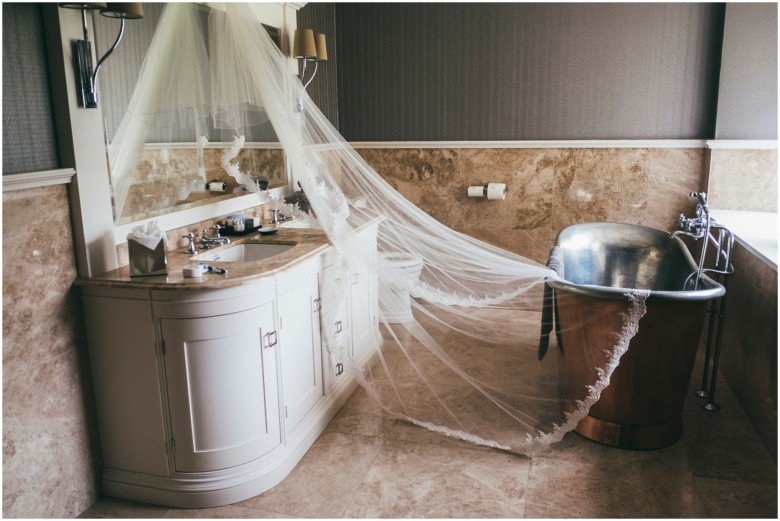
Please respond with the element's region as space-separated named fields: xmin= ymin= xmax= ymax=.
xmin=195 ymin=243 xmax=294 ymax=262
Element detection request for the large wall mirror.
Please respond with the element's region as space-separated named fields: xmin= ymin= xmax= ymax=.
xmin=94 ymin=3 xmax=290 ymax=227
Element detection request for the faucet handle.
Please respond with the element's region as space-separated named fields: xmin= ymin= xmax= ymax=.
xmin=690 ymin=191 xmax=709 ymax=210
xmin=182 ymin=233 xmax=198 ymax=254
xmin=212 ymin=224 xmax=224 ymax=237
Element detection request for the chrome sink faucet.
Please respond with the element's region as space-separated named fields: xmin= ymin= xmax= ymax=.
xmin=200 ymin=224 xmax=231 ymax=249
xmin=270 ymin=209 xmax=292 ymax=225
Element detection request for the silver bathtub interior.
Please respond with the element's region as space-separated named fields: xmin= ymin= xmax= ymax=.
xmin=548 ymin=222 xmax=725 ymax=301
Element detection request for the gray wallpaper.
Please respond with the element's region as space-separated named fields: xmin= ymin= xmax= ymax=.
xmin=715 ymin=3 xmax=778 ymax=140
xmin=2 ymin=3 xmax=60 ymax=175
xmin=298 ymin=3 xmax=339 ymax=130
xmin=335 ymin=3 xmax=725 ymax=141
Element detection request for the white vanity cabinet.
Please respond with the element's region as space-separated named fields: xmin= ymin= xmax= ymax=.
xmin=79 ymin=226 xmax=381 ymax=508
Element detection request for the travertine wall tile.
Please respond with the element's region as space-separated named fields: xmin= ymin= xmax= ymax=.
xmin=116 ymin=204 xmax=269 ymax=266
xmin=460 ymin=148 xmax=557 ymax=263
xmin=708 ymin=149 xmax=778 ymax=212
xmin=646 ymin=148 xmax=706 ymax=230
xmin=357 ymin=148 xmax=462 ymax=227
xmin=552 ymin=148 xmax=649 ymax=231
xmin=358 ymin=147 xmax=705 ymax=262
xmin=2 ymin=185 xmax=100 ymax=518
xmin=718 ymin=242 xmax=777 ymax=461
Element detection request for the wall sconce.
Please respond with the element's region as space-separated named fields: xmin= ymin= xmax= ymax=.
xmin=58 ymin=2 xmax=144 ymax=108
xmin=293 ymin=28 xmax=327 ymax=110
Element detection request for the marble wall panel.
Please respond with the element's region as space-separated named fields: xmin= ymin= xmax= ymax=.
xmin=357 ymin=147 xmax=706 ymax=263
xmin=116 ymin=204 xmax=269 ymax=267
xmin=460 ymin=148 xmax=558 ymax=263
xmin=707 ymin=149 xmax=778 ymax=212
xmin=646 ymin=148 xmax=707 ymax=230
xmin=2 ymin=185 xmax=100 ymax=518
xmin=718 ymin=242 xmax=777 ymax=461
xmin=357 ymin=148 xmax=462 ymax=227
xmin=552 ymin=148 xmax=649 ymax=231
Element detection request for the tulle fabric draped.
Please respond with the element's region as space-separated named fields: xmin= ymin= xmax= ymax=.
xmin=108 ymin=3 xmax=648 ymax=454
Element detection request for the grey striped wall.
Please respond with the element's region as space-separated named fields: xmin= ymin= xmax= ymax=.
xmin=335 ymin=3 xmax=726 ymax=141
xmin=715 ymin=3 xmax=778 ymax=140
xmin=297 ymin=3 xmax=340 ymax=130
xmin=2 ymin=3 xmax=60 ymax=175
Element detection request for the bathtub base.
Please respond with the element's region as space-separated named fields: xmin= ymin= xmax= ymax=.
xmin=555 ymin=292 xmax=708 ymax=451
xmin=575 ymin=414 xmax=682 ymax=450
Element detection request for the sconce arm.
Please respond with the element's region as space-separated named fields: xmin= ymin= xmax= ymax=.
xmin=302 ymin=59 xmax=319 ymax=90
xmin=93 ymin=17 xmax=125 ymax=87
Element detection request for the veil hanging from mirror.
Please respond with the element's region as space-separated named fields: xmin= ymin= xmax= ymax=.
xmin=108 ymin=2 xmax=650 ymax=454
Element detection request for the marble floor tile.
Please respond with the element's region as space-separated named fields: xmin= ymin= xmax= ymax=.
xmin=235 ymin=431 xmax=384 ymax=518
xmin=693 ymin=476 xmax=778 ymax=518
xmin=524 ymin=452 xmax=704 ymax=518
xmin=77 ymin=497 xmax=171 ymax=518
xmin=324 ymin=385 xmax=399 ymax=437
xmin=682 ymin=360 xmax=777 ymax=485
xmin=343 ymin=437 xmax=530 ymax=518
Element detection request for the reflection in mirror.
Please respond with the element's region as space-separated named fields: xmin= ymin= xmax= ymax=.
xmin=94 ymin=3 xmax=288 ymax=225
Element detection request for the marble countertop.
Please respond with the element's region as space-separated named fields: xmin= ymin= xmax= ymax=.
xmin=76 ymin=227 xmax=331 ymax=290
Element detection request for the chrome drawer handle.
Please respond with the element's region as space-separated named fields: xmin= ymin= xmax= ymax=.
xmin=264 ymin=330 xmax=278 ymax=349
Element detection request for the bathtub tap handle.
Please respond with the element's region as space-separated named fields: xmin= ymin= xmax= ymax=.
xmin=672 ymin=214 xmax=706 ymax=240
xmin=690 ymin=192 xmax=709 ymax=211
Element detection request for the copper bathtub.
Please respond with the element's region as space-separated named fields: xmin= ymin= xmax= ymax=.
xmin=547 ymin=222 xmax=725 ymax=449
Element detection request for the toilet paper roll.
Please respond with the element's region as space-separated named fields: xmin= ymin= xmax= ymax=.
xmin=467 ymin=185 xmax=486 ymax=197
xmin=208 ymin=181 xmax=226 ymax=192
xmin=486 ymin=183 xmax=507 ymax=200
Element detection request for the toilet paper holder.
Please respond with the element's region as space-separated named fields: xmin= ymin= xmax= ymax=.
xmin=467 ymin=183 xmax=507 ymax=200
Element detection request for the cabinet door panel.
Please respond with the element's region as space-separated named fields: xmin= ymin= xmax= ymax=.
xmin=320 ymin=262 xmax=351 ymax=391
xmin=278 ymin=274 xmax=323 ymax=434
xmin=161 ymin=302 xmax=280 ymax=473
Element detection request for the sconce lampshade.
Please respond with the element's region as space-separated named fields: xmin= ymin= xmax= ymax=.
xmin=315 ymin=33 xmax=328 ymax=62
xmin=100 ymin=2 xmax=144 ymax=19
xmin=293 ymin=29 xmax=317 ymax=59
xmin=58 ymin=2 xmax=107 ymax=9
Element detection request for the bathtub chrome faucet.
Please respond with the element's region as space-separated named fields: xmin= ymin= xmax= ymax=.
xmin=671 ymin=191 xmax=713 ymax=242
xmin=671 ymin=192 xmax=736 ymax=413
xmin=670 ymin=192 xmax=734 ymax=289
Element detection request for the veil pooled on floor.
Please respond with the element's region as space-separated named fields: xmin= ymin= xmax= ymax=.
xmin=108 ymin=3 xmax=649 ymax=454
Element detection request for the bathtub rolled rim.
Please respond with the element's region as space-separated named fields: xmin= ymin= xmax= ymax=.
xmin=546 ymin=277 xmax=725 ymax=302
